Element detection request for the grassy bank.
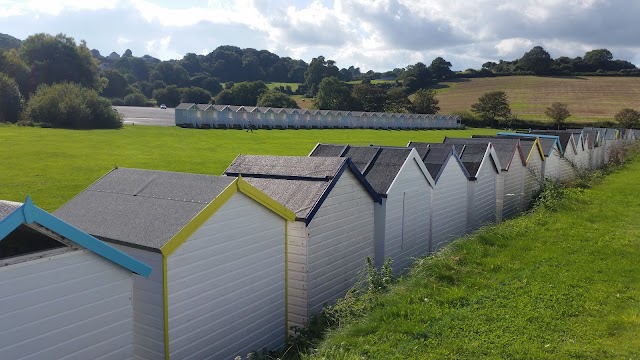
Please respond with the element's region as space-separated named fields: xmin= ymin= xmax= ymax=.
xmin=0 ymin=125 xmax=496 ymax=211
xmin=309 ymin=150 xmax=640 ymax=359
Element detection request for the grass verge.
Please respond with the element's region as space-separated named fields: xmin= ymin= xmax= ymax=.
xmin=301 ymin=145 xmax=640 ymax=359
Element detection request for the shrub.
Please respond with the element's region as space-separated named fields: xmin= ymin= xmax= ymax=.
xmin=24 ymin=82 xmax=122 ymax=129
xmin=124 ymin=92 xmax=149 ymax=106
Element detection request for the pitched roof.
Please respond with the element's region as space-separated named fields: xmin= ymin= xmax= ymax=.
xmin=55 ymin=168 xmax=234 ymax=251
xmin=446 ymin=137 xmax=515 ymax=171
xmin=1 ymin=197 xmax=152 ymax=276
xmin=531 ymin=130 xmax=574 ymax=153
xmin=175 ymin=103 xmax=195 ymax=110
xmin=309 ymin=145 xmax=425 ymax=194
xmin=496 ymin=133 xmax=562 ymax=157
xmin=224 ymin=155 xmax=381 ymax=223
xmin=408 ymin=143 xmax=469 ymax=182
xmin=457 ymin=143 xmax=497 ymax=178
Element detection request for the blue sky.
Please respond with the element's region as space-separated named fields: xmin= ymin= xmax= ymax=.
xmin=1 ymin=0 xmax=638 ymax=71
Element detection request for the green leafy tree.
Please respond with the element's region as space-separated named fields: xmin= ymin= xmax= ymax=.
xmin=150 ymin=62 xmax=190 ymax=87
xmin=314 ymin=77 xmax=353 ymax=110
xmin=385 ymin=88 xmax=412 ymax=113
xmin=428 ymin=57 xmax=454 ymax=81
xmin=228 ymin=81 xmax=267 ymax=105
xmin=101 ymin=70 xmax=129 ymax=98
xmin=214 ymin=89 xmax=234 ymax=105
xmin=190 ymin=74 xmax=222 ymax=96
xmin=545 ymin=102 xmax=571 ymax=129
xmin=471 ymin=91 xmax=511 ymax=126
xmin=518 ymin=46 xmax=553 ymax=75
xmin=19 ymin=33 xmax=101 ymax=90
xmin=114 ymin=56 xmax=150 ymax=82
xmin=0 ymin=72 xmax=24 ymax=123
xmin=584 ymin=49 xmax=613 ymax=68
xmin=411 ymin=89 xmax=440 ymax=114
xmin=400 ymin=62 xmax=432 ymax=92
xmin=24 ymin=82 xmax=122 ymax=128
xmin=303 ymin=56 xmax=340 ymax=96
xmin=181 ymin=87 xmax=212 ymax=104
xmin=152 ymin=85 xmax=182 ymax=107
xmin=257 ymin=89 xmax=299 ymax=108
xmin=123 ymin=92 xmax=149 ymax=106
xmin=351 ymin=83 xmax=388 ymax=112
xmin=614 ymin=108 xmax=640 ymax=128
xmin=0 ymin=49 xmax=31 ymax=96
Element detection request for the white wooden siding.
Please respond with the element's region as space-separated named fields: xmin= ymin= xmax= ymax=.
xmin=523 ymin=150 xmax=544 ymax=209
xmin=559 ymin=149 xmax=576 ymax=182
xmin=111 ymin=244 xmax=164 ymax=360
xmin=469 ymin=158 xmax=497 ymax=231
xmin=373 ymin=199 xmax=387 ymax=268
xmin=307 ymin=170 xmax=375 ymax=315
xmin=287 ymin=220 xmax=309 ymax=330
xmin=502 ymin=154 xmax=524 ymax=219
xmin=0 ymin=250 xmax=134 ymax=360
xmin=384 ymin=158 xmax=432 ymax=274
xmin=430 ymin=158 xmax=468 ymax=251
xmin=167 ymin=193 xmax=286 ymax=360
xmin=544 ymin=147 xmax=562 ymax=181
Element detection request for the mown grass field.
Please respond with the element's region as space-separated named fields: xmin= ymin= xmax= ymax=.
xmin=0 ymin=125 xmax=497 ymax=211
xmin=266 ymin=82 xmax=301 ymax=92
xmin=309 ymin=151 xmax=640 ymax=359
xmin=436 ymin=76 xmax=640 ymax=122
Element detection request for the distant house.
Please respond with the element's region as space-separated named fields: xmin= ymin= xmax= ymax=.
xmin=224 ymin=155 xmax=381 ymax=330
xmin=0 ymin=197 xmax=151 ymax=360
xmin=309 ymin=144 xmax=435 ymax=273
xmin=408 ymin=143 xmax=470 ymax=251
xmin=55 ymin=168 xmax=295 ymax=360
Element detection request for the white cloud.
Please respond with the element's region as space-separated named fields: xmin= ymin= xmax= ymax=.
xmin=0 ymin=0 xmax=120 ymax=17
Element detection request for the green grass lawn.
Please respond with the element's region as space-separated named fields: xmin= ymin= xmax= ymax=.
xmin=266 ymin=82 xmax=300 ymax=92
xmin=0 ymin=125 xmax=497 ymax=211
xmin=310 ymin=153 xmax=640 ymax=359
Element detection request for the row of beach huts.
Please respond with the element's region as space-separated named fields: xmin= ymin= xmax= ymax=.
xmin=0 ymin=127 xmax=637 ymax=360
xmin=174 ymin=103 xmax=462 ymax=129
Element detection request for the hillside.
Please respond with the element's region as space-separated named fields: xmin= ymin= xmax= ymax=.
xmin=310 ymin=151 xmax=640 ymax=359
xmin=436 ymin=76 xmax=640 ymax=122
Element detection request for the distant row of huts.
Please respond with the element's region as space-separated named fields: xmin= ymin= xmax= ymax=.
xmin=0 ymin=127 xmax=636 ymax=359
xmin=174 ymin=103 xmax=462 ymax=130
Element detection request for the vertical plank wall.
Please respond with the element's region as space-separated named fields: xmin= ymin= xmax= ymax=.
xmin=430 ymin=158 xmax=468 ymax=251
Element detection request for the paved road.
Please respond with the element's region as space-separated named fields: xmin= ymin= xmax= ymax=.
xmin=114 ymin=106 xmax=175 ymax=126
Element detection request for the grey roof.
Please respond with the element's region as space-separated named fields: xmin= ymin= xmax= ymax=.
xmin=225 ymin=155 xmax=345 ymax=180
xmin=517 ymin=138 xmax=538 ymax=156
xmin=464 ymin=136 xmax=520 ymax=170
xmin=310 ymin=144 xmax=348 ymax=157
xmin=54 ymin=168 xmax=235 ymax=251
xmin=310 ymin=144 xmax=414 ymax=194
xmin=0 ymin=200 xmax=22 ymax=222
xmin=224 ymin=155 xmax=348 ymax=220
xmin=531 ymin=131 xmax=573 ymax=153
xmin=196 ymin=104 xmax=211 ymax=110
xmin=457 ymin=143 xmax=490 ymax=178
xmin=407 ymin=143 xmax=457 ymax=179
xmin=175 ymin=103 xmax=195 ymax=110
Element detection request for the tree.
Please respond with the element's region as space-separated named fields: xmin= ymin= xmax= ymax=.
xmin=351 ymin=83 xmax=388 ymax=112
xmin=400 ymin=62 xmax=432 ymax=91
xmin=518 ymin=46 xmax=553 ymax=75
xmin=385 ymin=88 xmax=412 ymax=113
xmin=19 ymin=33 xmax=101 ymax=90
xmin=428 ymin=57 xmax=454 ymax=81
xmin=181 ymin=87 xmax=212 ymax=104
xmin=544 ymin=102 xmax=571 ymax=129
xmin=152 ymin=85 xmax=182 ymax=107
xmin=101 ymin=70 xmax=129 ymax=98
xmin=0 ymin=72 xmax=24 ymax=123
xmin=614 ymin=108 xmax=640 ymax=128
xmin=303 ymin=56 xmax=340 ymax=96
xmin=229 ymin=81 xmax=267 ymax=105
xmin=471 ymin=91 xmax=511 ymax=126
xmin=584 ymin=49 xmax=613 ymax=67
xmin=24 ymin=82 xmax=122 ymax=129
xmin=124 ymin=92 xmax=149 ymax=107
xmin=257 ymin=89 xmax=299 ymax=108
xmin=214 ymin=89 xmax=234 ymax=105
xmin=411 ymin=89 xmax=440 ymax=114
xmin=150 ymin=62 xmax=190 ymax=87
xmin=314 ymin=77 xmax=353 ymax=110
xmin=0 ymin=49 xmax=31 ymax=96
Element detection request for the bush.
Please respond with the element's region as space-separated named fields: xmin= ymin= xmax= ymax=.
xmin=24 ymin=82 xmax=122 ymax=129
xmin=124 ymin=92 xmax=149 ymax=106
xmin=0 ymin=72 xmax=24 ymax=123
xmin=111 ymin=98 xmax=125 ymax=106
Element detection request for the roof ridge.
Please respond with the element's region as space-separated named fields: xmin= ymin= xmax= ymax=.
xmin=87 ymin=188 xmax=210 ymax=204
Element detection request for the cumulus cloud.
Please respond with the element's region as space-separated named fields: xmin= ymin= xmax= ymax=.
xmin=0 ymin=0 xmax=638 ymax=71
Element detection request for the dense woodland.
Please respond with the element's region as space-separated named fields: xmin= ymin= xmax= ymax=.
xmin=1 ymin=31 xmax=639 ymax=129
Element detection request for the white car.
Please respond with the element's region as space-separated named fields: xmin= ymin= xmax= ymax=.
xmin=160 ymin=104 xmax=167 ymax=109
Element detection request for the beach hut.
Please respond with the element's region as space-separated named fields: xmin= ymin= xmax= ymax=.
xmin=408 ymin=143 xmax=470 ymax=251
xmin=498 ymin=133 xmax=564 ymax=183
xmin=224 ymin=155 xmax=381 ymax=330
xmin=309 ymin=144 xmax=435 ymax=273
xmin=532 ymin=131 xmax=578 ymax=181
xmin=55 ymin=169 xmax=295 ymax=360
xmin=174 ymin=103 xmax=197 ymax=127
xmin=440 ymin=140 xmax=501 ymax=230
xmin=0 ymin=197 xmax=151 ymax=360
xmin=211 ymin=104 xmax=232 ymax=128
